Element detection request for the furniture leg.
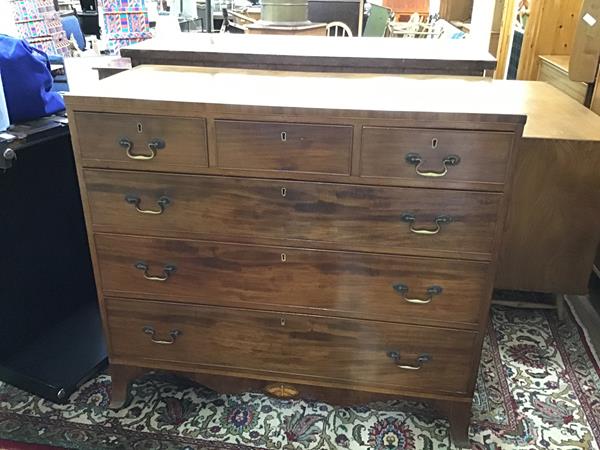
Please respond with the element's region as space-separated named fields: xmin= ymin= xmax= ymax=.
xmin=556 ymin=293 xmax=566 ymax=321
xmin=109 ymin=364 xmax=142 ymax=409
xmin=436 ymin=399 xmax=472 ymax=449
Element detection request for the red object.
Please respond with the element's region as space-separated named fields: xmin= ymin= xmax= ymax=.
xmin=0 ymin=440 xmax=64 ymax=450
xmin=383 ymin=0 xmax=430 ymax=20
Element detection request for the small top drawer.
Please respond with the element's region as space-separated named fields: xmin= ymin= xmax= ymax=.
xmin=360 ymin=127 xmax=513 ymax=189
xmin=215 ymin=120 xmax=352 ymax=175
xmin=75 ymin=112 xmax=208 ymax=171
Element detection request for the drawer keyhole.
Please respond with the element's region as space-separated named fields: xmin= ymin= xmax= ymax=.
xmin=431 ymin=138 xmax=438 ymax=149
xmin=281 ymin=131 xmax=287 ymax=142
xmin=137 ymin=122 xmax=143 ymax=133
xmin=281 ymin=253 xmax=287 ymax=262
xmin=281 ymin=187 xmax=287 ymax=197
xmin=280 ymin=318 xmax=286 ymax=326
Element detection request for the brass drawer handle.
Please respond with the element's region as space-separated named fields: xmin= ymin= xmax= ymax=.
xmin=142 ymin=326 xmax=181 ymax=345
xmin=125 ymin=195 xmax=170 ymax=215
xmin=401 ymin=213 xmax=452 ymax=235
xmin=135 ymin=262 xmax=176 ymax=281
xmin=119 ymin=138 xmax=165 ymax=161
xmin=392 ymin=284 xmax=443 ymax=304
xmin=387 ymin=351 xmax=431 ymax=370
xmin=405 ymin=153 xmax=460 ymax=178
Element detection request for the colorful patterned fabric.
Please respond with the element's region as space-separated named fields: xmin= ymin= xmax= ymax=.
xmin=0 ymin=307 xmax=598 ymax=449
xmin=10 ymin=0 xmax=41 ymax=21
xmin=103 ymin=11 xmax=149 ymax=33
xmin=9 ymin=0 xmax=69 ymax=57
xmin=98 ymin=0 xmax=146 ymax=12
xmin=98 ymin=0 xmax=150 ymax=54
xmin=35 ymin=0 xmax=56 ymax=13
xmin=14 ymin=19 xmax=49 ymax=39
xmin=26 ymin=36 xmax=55 ymax=54
xmin=106 ymin=31 xmax=152 ymax=53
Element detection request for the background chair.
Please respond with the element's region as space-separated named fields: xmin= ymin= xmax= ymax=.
xmin=326 ymin=21 xmax=353 ymax=37
xmin=363 ymin=4 xmax=394 ymax=37
xmin=220 ymin=9 xmax=247 ymax=33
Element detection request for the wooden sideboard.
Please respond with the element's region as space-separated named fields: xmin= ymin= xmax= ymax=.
xmin=120 ymin=34 xmax=497 ymax=75
xmin=66 ymin=66 xmax=525 ymax=448
xmin=246 ymin=22 xmax=328 ymax=35
xmin=494 ymin=80 xmax=600 ymax=293
xmin=537 ymin=55 xmax=590 ymax=104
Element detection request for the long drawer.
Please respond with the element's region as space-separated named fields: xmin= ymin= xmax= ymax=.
xmin=361 ymin=127 xmax=513 ymax=189
xmin=95 ymin=234 xmax=490 ymax=327
xmin=75 ymin=112 xmax=208 ymax=172
xmin=84 ymin=170 xmax=502 ymax=259
xmin=106 ymin=297 xmax=478 ymax=395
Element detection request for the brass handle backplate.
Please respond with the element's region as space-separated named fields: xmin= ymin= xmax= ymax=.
xmin=119 ymin=138 xmax=165 ymax=160
xmin=405 ymin=153 xmax=460 ymax=178
xmin=387 ymin=351 xmax=431 ymax=370
xmin=135 ymin=262 xmax=176 ymax=281
xmin=264 ymin=383 xmax=299 ymax=399
xmin=143 ymin=326 xmax=181 ymax=345
xmin=125 ymin=195 xmax=170 ymax=215
xmin=401 ymin=213 xmax=452 ymax=235
xmin=392 ymin=284 xmax=443 ymax=304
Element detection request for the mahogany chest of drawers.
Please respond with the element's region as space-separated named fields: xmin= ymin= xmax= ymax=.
xmin=66 ymin=66 xmax=525 ymax=448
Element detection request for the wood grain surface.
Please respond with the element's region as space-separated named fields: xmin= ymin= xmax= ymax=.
xmin=64 ymin=65 xmax=526 ymax=449
xmin=215 ymin=120 xmax=352 ymax=174
xmin=67 ymin=65 xmax=600 ymax=140
xmin=76 ymin=112 xmax=208 ymax=171
xmin=120 ymin=34 xmax=496 ymax=75
xmin=361 ymin=126 xmax=513 ymax=188
xmin=84 ymin=169 xmax=502 ymax=260
xmin=106 ymin=297 xmax=478 ymax=395
xmin=95 ymin=234 xmax=491 ymax=328
xmin=65 ymin=66 xmax=526 ymax=124
xmin=569 ymin=0 xmax=600 ymax=82
xmin=517 ymin=0 xmax=583 ymax=80
xmin=496 ymin=137 xmax=600 ymax=293
xmin=537 ymin=55 xmax=588 ymax=104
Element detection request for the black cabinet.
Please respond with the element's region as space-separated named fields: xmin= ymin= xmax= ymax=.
xmin=308 ymin=0 xmax=361 ymax=35
xmin=0 ymin=120 xmax=107 ymax=402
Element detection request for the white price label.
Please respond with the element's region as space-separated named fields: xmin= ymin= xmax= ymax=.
xmin=583 ymin=13 xmax=597 ymax=27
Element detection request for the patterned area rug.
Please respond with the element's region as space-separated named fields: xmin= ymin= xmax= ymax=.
xmin=0 ymin=307 xmax=599 ymax=450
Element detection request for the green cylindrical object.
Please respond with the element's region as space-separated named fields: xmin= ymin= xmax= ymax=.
xmin=260 ymin=0 xmax=310 ymax=25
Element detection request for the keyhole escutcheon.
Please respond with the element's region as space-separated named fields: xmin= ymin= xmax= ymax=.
xmin=137 ymin=122 xmax=143 ymax=133
xmin=281 ymin=131 xmax=287 ymax=142
xmin=281 ymin=187 xmax=287 ymax=197
xmin=431 ymin=138 xmax=438 ymax=149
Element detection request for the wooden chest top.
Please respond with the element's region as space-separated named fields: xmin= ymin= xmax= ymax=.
xmin=66 ymin=65 xmax=527 ymax=125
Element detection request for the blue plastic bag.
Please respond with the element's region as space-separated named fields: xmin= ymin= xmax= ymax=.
xmin=0 ymin=34 xmax=65 ymax=123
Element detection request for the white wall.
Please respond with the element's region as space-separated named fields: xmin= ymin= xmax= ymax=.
xmin=0 ymin=0 xmax=18 ymax=37
xmin=469 ymin=0 xmax=495 ymax=50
